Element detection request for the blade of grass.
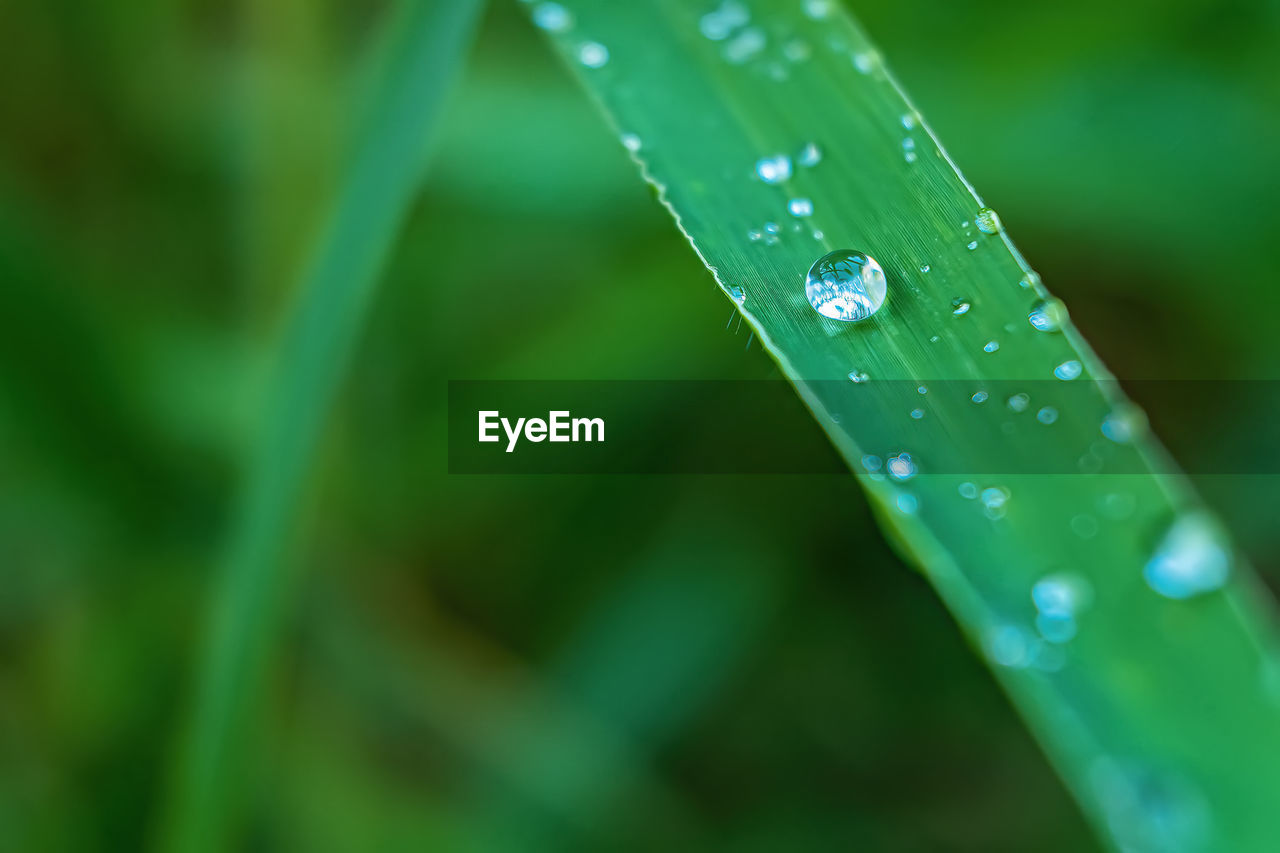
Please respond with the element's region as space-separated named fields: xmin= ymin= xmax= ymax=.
xmin=161 ymin=1 xmax=485 ymax=848
xmin=528 ymin=2 xmax=1280 ymax=849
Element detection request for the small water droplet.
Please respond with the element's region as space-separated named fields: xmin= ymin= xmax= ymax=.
xmin=805 ymin=250 xmax=887 ymax=322
xmin=788 ymin=197 xmax=814 ymax=217
xmin=798 ymin=141 xmax=822 ymax=167
xmin=901 ymin=137 xmax=916 ymax=151
xmin=1032 ymin=574 xmax=1092 ymax=618
xmin=723 ymin=26 xmax=766 ymax=64
xmin=919 ymin=263 xmax=931 ymax=273
xmin=848 ymin=369 xmax=869 ymax=383
xmin=896 ymin=493 xmax=919 ymax=514
xmin=578 ymin=41 xmax=609 ymax=68
xmin=958 ymin=482 xmax=978 ymax=499
xmin=1101 ymin=403 xmax=1147 ymax=444
xmin=975 ymin=207 xmax=1003 ymax=234
xmin=1028 ymin=298 xmax=1068 ymax=332
xmin=698 ymin=0 xmax=749 ymax=40
xmin=951 ymin=297 xmax=971 ymax=315
xmin=1020 ymin=271 xmax=1042 ymax=291
xmin=861 ymin=454 xmax=882 ymax=472
xmin=971 ymin=390 xmax=989 ymax=403
xmin=756 ymin=154 xmax=792 ymax=183
xmin=1006 ymin=393 xmax=1030 ymax=413
xmin=727 ymin=285 xmax=746 ymax=303
xmin=1054 ymin=360 xmax=1083 ymax=381
xmin=983 ymin=340 xmax=1000 ymax=353
xmin=1145 ymin=511 xmax=1231 ymax=600
xmin=763 ymin=221 xmax=779 ymax=234
xmin=901 ymin=113 xmax=917 ymax=130
xmin=987 ymin=624 xmax=1031 ymax=668
xmin=620 ymin=133 xmax=642 ymax=153
xmin=533 ymin=2 xmax=572 ymax=32
xmin=1037 ymin=406 xmax=1059 ymax=424
xmin=909 ymin=407 xmax=924 ymax=419
xmin=966 ymin=240 xmax=978 ymax=251
xmin=887 ymin=453 xmax=917 ymax=481
xmin=852 ymin=51 xmax=877 ymax=74
xmin=803 ymin=0 xmax=832 ymax=19
xmin=812 ymin=229 xmax=824 ymax=240
xmin=917 ymin=385 xmax=928 ymax=395
xmin=904 ymin=150 xmax=918 ymax=163
xmin=747 ymin=228 xmax=763 ymax=242
xmin=981 ymin=486 xmax=1010 ymax=519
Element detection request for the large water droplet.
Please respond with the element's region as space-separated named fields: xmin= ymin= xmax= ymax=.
xmin=975 ymin=207 xmax=1003 ymax=234
xmin=886 ymin=453 xmax=917 ymax=481
xmin=756 ymin=154 xmax=792 ymax=183
xmin=951 ymin=297 xmax=971 ymax=315
xmin=804 ymin=250 xmax=887 ymax=322
xmin=1102 ymin=403 xmax=1147 ymax=444
xmin=1054 ymin=360 xmax=1083 ymax=381
xmin=981 ymin=486 xmax=1010 ymax=519
xmin=1028 ymin=298 xmax=1068 ymax=332
xmin=1145 ymin=511 xmax=1231 ymax=599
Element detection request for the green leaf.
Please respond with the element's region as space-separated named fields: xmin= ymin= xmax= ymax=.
xmin=161 ymin=1 xmax=486 ymax=848
xmin=528 ymin=2 xmax=1280 ymax=849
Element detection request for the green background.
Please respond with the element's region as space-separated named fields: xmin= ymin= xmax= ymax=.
xmin=2 ymin=0 xmax=1278 ymax=848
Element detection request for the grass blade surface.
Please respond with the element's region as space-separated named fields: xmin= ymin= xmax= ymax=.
xmin=527 ymin=2 xmax=1280 ymax=849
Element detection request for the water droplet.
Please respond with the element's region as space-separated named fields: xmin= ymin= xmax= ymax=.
xmin=1036 ymin=612 xmax=1077 ymax=644
xmin=1006 ymin=393 xmax=1030 ymax=412
xmin=861 ymin=454 xmax=882 ymax=472
xmin=798 ymin=141 xmax=822 ymax=167
xmin=620 ymin=133 xmax=642 ymax=153
xmin=812 ymin=229 xmax=824 ymax=240
xmin=904 ymin=150 xmax=917 ymax=163
xmin=1101 ymin=403 xmax=1147 ymax=444
xmin=1032 ymin=574 xmax=1092 ymax=618
xmin=852 ymin=51 xmax=877 ymax=74
xmin=887 ymin=453 xmax=917 ymax=481
xmin=763 ymin=221 xmax=780 ymax=234
xmin=848 ymin=369 xmax=869 ymax=383
xmin=727 ymin=285 xmax=746 ymax=303
xmin=698 ymin=0 xmax=749 ymax=41
xmin=747 ymin=228 xmax=763 ymax=242
xmin=975 ymin=207 xmax=1003 ymax=234
xmin=917 ymin=385 xmax=928 ymax=395
xmin=901 ymin=137 xmax=916 ymax=151
xmin=951 ymin=297 xmax=971 ymax=315
xmin=983 ymin=340 xmax=1000 ymax=353
xmin=1145 ymin=511 xmax=1231 ymax=600
xmin=788 ymin=197 xmax=814 ymax=217
xmin=1037 ymin=406 xmax=1059 ymax=424
xmin=578 ymin=41 xmax=609 ymax=68
xmin=958 ymin=482 xmax=978 ymax=499
xmin=783 ymin=38 xmax=811 ymax=62
xmin=1071 ymin=514 xmax=1099 ymax=539
xmin=533 ymin=2 xmax=572 ymax=32
xmin=901 ymin=113 xmax=917 ymax=130
xmin=987 ymin=624 xmax=1031 ymax=668
xmin=909 ymin=407 xmax=924 ymax=419
xmin=1020 ymin=271 xmax=1042 ymax=291
xmin=966 ymin=240 xmax=978 ymax=250
xmin=981 ymin=486 xmax=1010 ymax=519
xmin=756 ymin=154 xmax=792 ymax=183
xmin=971 ymin=390 xmax=989 ymax=403
xmin=803 ymin=0 xmax=832 ymax=19
xmin=805 ymin=250 xmax=887 ymax=322
xmin=896 ymin=493 xmax=919 ymax=514
xmin=1028 ymin=298 xmax=1068 ymax=332
xmin=919 ymin=263 xmax=931 ymax=273
xmin=1054 ymin=360 xmax=1083 ymax=381
xmin=723 ymin=26 xmax=766 ymax=64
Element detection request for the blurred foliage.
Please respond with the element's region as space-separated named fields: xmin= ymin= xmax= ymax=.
xmin=1 ymin=0 xmax=1277 ymax=850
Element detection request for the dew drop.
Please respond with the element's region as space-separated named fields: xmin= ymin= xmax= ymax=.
xmin=723 ymin=26 xmax=766 ymax=64
xmin=909 ymin=407 xmax=925 ymax=419
xmin=727 ymin=285 xmax=746 ymax=303
xmin=763 ymin=221 xmax=780 ymax=234
xmin=812 ymin=229 xmax=824 ymax=240
xmin=1028 ymin=298 xmax=1068 ymax=332
xmin=798 ymin=141 xmax=822 ymax=167
xmin=1101 ymin=403 xmax=1147 ymax=444
xmin=1032 ymin=574 xmax=1092 ymax=619
xmin=783 ymin=38 xmax=812 ymax=62
xmin=620 ymin=133 xmax=642 ymax=153
xmin=901 ymin=113 xmax=917 ymax=130
xmin=951 ymin=297 xmax=971 ymax=315
xmin=971 ymin=390 xmax=989 ymax=403
xmin=896 ymin=493 xmax=919 ymax=514
xmin=917 ymin=385 xmax=928 ymax=395
xmin=756 ymin=154 xmax=792 ymax=184
xmin=698 ymin=0 xmax=748 ymax=41
xmin=788 ymin=197 xmax=814 ymax=217
xmin=1006 ymin=393 xmax=1030 ymax=413
xmin=987 ymin=624 xmax=1031 ymax=668
xmin=919 ymin=263 xmax=931 ymax=273
xmin=533 ymin=2 xmax=572 ymax=32
xmin=966 ymin=240 xmax=978 ymax=251
xmin=805 ymin=250 xmax=887 ymax=322
xmin=983 ymin=340 xmax=1000 ymax=353
xmin=1054 ymin=360 xmax=1083 ymax=381
xmin=861 ymin=454 xmax=882 ymax=472
xmin=886 ymin=453 xmax=917 ymax=481
xmin=848 ymin=369 xmax=869 ymax=383
xmin=1037 ymin=406 xmax=1059 ymax=424
xmin=1020 ymin=271 xmax=1042 ymax=291
xmin=975 ymin=207 xmax=1003 ymax=234
xmin=981 ymin=486 xmax=1010 ymax=519
xmin=1145 ymin=511 xmax=1231 ymax=600
xmin=803 ymin=0 xmax=832 ymax=19
xmin=578 ymin=41 xmax=609 ymax=68
xmin=958 ymin=482 xmax=978 ymax=499
xmin=853 ymin=51 xmax=877 ymax=74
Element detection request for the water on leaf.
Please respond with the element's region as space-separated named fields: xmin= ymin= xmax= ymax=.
xmin=805 ymin=250 xmax=887 ymax=322
xmin=1145 ymin=511 xmax=1231 ymax=600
